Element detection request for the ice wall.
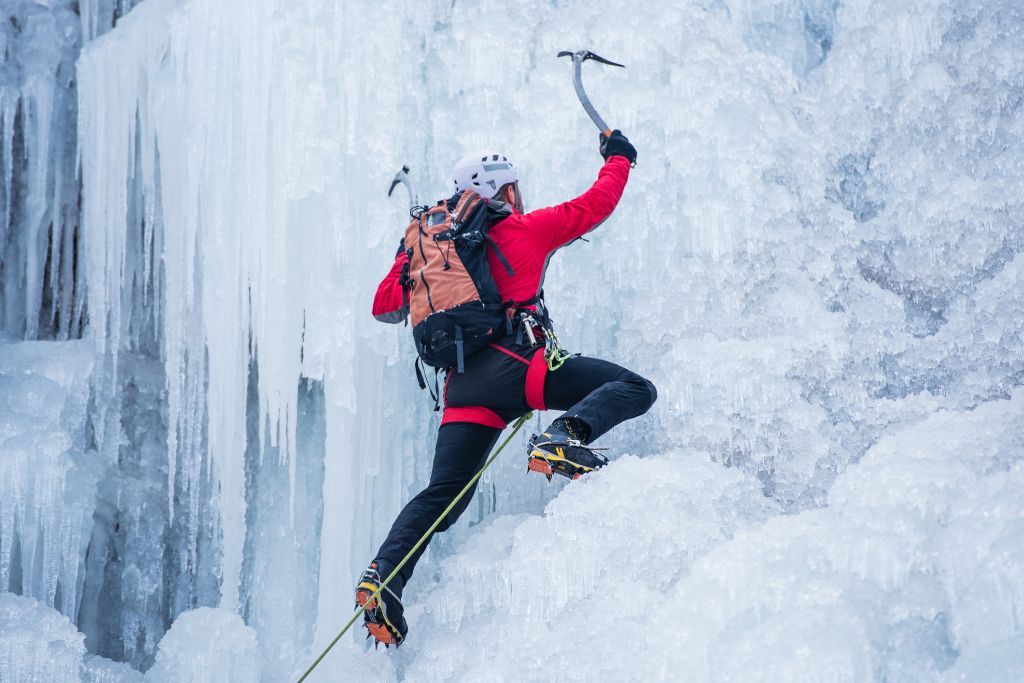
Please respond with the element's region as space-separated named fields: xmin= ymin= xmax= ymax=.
xmin=77 ymin=0 xmax=440 ymax=673
xmin=0 ymin=340 xmax=98 ymax=618
xmin=0 ymin=0 xmax=142 ymax=341
xmin=63 ymin=0 xmax=1024 ymax=680
xmin=0 ymin=0 xmax=83 ymax=339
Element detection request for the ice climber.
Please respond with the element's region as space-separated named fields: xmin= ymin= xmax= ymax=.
xmin=355 ymin=131 xmax=657 ymax=646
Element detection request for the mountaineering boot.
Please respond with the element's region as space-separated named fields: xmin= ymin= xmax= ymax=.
xmin=354 ymin=560 xmax=408 ymax=647
xmin=527 ymin=418 xmax=608 ymax=481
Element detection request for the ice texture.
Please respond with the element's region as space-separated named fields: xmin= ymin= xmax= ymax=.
xmin=144 ymin=608 xmax=259 ymax=683
xmin=0 ymin=0 xmax=82 ymax=339
xmin=0 ymin=592 xmax=85 ymax=683
xmin=77 ymin=0 xmax=443 ymax=672
xmin=0 ymin=0 xmax=141 ymax=340
xmin=0 ymin=340 xmax=97 ymax=617
xmin=0 ymin=0 xmax=1017 ymax=679
xmin=322 ymin=393 xmax=1023 ymax=681
xmin=81 ymin=655 xmax=144 ymax=683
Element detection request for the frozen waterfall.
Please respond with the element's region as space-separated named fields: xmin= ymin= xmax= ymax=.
xmin=1 ymin=0 xmax=1023 ymax=680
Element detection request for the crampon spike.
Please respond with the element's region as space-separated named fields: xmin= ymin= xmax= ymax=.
xmin=365 ymin=622 xmax=396 ymax=647
xmin=355 ymin=583 xmax=402 ymax=648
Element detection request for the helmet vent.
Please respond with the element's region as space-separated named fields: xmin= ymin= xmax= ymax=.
xmin=453 ymin=151 xmax=520 ymax=199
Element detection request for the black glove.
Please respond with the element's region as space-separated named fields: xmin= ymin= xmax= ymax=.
xmin=599 ymin=129 xmax=637 ymax=165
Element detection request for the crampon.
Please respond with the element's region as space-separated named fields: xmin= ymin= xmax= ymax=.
xmin=527 ymin=431 xmax=608 ymax=481
xmin=354 ymin=562 xmax=407 ymax=648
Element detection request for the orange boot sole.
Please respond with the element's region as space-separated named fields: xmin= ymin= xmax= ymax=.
xmin=528 ymin=455 xmax=584 ymax=480
xmin=528 ymin=455 xmax=554 ymax=479
xmin=355 ymin=587 xmax=400 ymax=647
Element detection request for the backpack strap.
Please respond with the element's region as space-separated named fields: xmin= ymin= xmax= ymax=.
xmin=415 ymin=358 xmax=442 ymax=411
xmin=453 ymin=191 xmax=483 ymax=223
xmin=483 ymin=233 xmax=515 ymax=276
xmin=455 ymin=325 xmax=465 ymax=374
xmin=414 ymin=356 xmax=427 ymax=390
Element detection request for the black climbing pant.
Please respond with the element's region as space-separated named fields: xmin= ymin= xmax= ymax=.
xmin=374 ymin=343 xmax=657 ymax=588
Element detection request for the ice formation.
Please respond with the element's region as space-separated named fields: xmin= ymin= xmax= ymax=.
xmin=0 ymin=593 xmax=138 ymax=683
xmin=0 ymin=592 xmax=85 ymax=683
xmin=0 ymin=0 xmax=1021 ymax=680
xmin=81 ymin=656 xmax=143 ymax=683
xmin=0 ymin=0 xmax=139 ymax=340
xmin=0 ymin=341 xmax=97 ymax=617
xmin=0 ymin=0 xmax=82 ymax=339
xmin=327 ymin=393 xmax=1023 ymax=682
xmin=145 ymin=608 xmax=259 ymax=683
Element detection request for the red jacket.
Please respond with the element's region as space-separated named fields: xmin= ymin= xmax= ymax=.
xmin=372 ymin=155 xmax=631 ymax=321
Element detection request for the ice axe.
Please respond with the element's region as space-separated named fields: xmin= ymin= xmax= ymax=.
xmin=387 ymin=165 xmax=419 ymax=213
xmin=557 ymin=50 xmax=625 ymax=138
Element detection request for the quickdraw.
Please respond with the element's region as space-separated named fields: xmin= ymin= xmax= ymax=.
xmin=543 ymin=326 xmax=572 ymax=371
xmin=546 ymin=345 xmax=573 ymax=372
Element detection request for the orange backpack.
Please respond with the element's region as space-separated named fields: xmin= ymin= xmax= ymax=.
xmin=402 ymin=190 xmax=516 ymax=372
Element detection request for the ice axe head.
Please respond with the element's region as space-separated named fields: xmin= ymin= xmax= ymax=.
xmin=387 ymin=165 xmax=419 ymax=212
xmin=557 ymin=50 xmax=624 ymax=137
xmin=387 ymin=165 xmax=410 ymax=198
xmin=557 ymin=50 xmax=625 ymax=69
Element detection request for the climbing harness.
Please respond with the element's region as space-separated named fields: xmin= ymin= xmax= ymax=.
xmin=295 ymin=412 xmax=534 ymax=682
xmin=543 ymin=327 xmax=573 ymax=372
xmin=511 ymin=301 xmax=573 ymax=372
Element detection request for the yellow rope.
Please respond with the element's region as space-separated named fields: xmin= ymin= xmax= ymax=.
xmin=296 ymin=411 xmax=534 ymax=682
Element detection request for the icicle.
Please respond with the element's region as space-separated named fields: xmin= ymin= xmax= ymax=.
xmin=0 ymin=97 xmax=14 ymax=251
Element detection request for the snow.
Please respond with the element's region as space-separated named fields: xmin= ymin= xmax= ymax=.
xmin=318 ymin=392 xmax=1023 ymax=681
xmin=144 ymin=608 xmax=259 ymax=683
xmin=81 ymin=656 xmax=144 ymax=683
xmin=0 ymin=0 xmax=1021 ymax=680
xmin=0 ymin=592 xmax=85 ymax=683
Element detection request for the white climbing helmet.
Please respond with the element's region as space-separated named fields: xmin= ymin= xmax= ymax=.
xmin=452 ymin=152 xmax=519 ymax=199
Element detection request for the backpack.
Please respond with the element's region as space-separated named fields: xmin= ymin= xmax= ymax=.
xmin=402 ymin=189 xmax=521 ymax=373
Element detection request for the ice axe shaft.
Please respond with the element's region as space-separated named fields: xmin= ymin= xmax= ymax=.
xmin=387 ymin=165 xmax=419 ymax=211
xmin=557 ymin=50 xmax=624 ymax=137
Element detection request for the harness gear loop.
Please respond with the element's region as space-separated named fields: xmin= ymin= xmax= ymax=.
xmin=296 ymin=412 xmax=534 ymax=682
xmin=519 ymin=312 xmax=537 ymax=346
xmin=511 ymin=297 xmax=572 ymax=372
